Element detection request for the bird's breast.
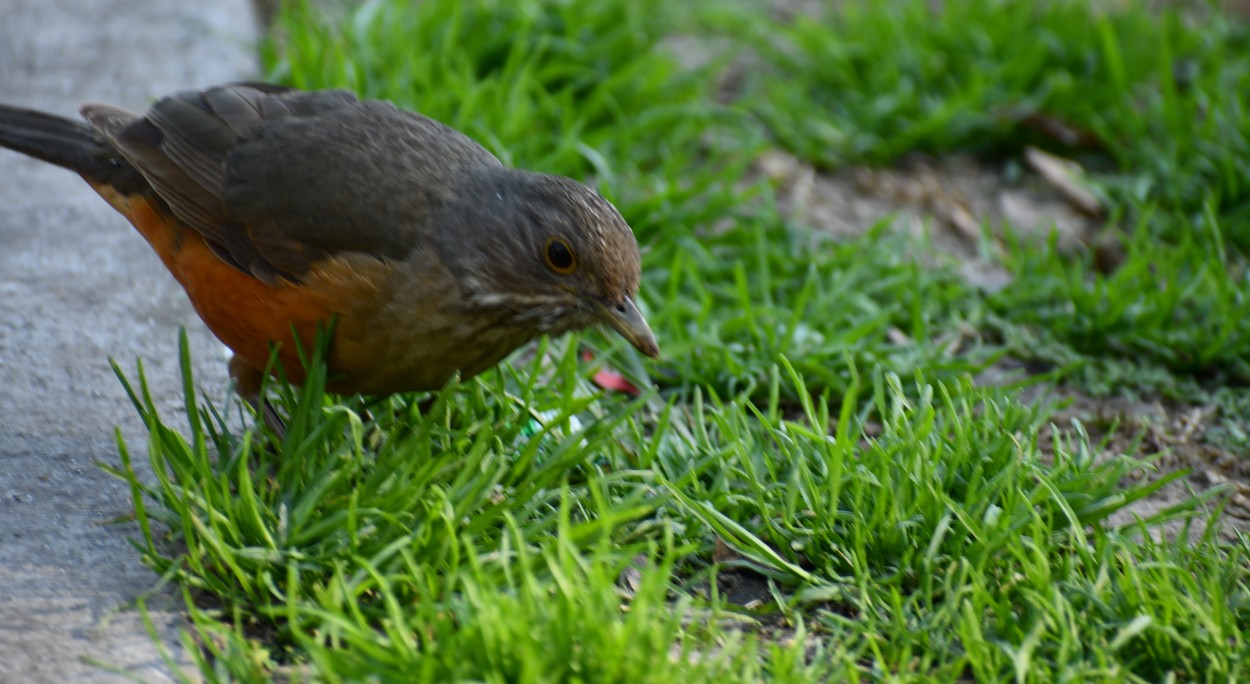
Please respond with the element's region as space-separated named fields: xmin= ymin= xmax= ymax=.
xmin=324 ymin=255 xmax=545 ymax=395
xmin=97 ymin=187 xmax=344 ymax=384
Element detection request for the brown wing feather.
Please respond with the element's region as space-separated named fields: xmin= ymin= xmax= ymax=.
xmin=79 ymin=83 xmax=503 ymax=283
xmin=224 ymin=99 xmax=504 ymax=275
xmin=82 ymin=95 xmax=283 ymax=282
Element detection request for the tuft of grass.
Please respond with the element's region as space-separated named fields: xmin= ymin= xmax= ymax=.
xmin=989 ymin=205 xmax=1250 ymax=388
xmin=645 ymin=214 xmax=986 ymax=401
xmin=658 ymin=364 xmax=1197 ymax=588
xmin=110 ymin=332 xmax=787 ymax=681
xmin=649 ymin=361 xmax=1248 ymax=680
xmin=111 ymin=331 xmax=661 ymax=613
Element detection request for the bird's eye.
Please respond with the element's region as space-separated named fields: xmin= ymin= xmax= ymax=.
xmin=544 ymin=237 xmax=577 ymax=275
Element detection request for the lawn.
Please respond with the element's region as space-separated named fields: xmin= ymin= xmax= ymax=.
xmin=112 ymin=0 xmax=1250 ymax=680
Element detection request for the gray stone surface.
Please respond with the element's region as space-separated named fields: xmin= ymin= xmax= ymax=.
xmin=0 ymin=1 xmax=258 ymax=680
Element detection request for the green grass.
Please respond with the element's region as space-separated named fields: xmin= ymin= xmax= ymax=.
xmin=718 ymin=0 xmax=1250 ymax=408
xmin=100 ymin=0 xmax=1250 ymax=681
xmin=735 ymin=0 xmax=1250 ymax=241
xmin=114 ymin=334 xmax=1247 ymax=681
xmin=989 ymin=205 xmax=1250 ymax=387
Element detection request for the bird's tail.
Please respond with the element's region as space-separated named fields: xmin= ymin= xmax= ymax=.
xmin=0 ymin=104 xmax=146 ymax=192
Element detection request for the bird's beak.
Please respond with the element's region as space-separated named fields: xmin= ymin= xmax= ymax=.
xmin=599 ymin=297 xmax=659 ymax=358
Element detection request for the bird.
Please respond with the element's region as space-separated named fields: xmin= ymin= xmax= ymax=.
xmin=0 ymin=82 xmax=659 ymax=424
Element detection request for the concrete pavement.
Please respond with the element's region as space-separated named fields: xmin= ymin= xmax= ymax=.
xmin=0 ymin=1 xmax=258 ymax=680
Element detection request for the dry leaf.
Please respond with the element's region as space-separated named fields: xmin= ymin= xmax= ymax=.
xmin=1024 ymin=146 xmax=1103 ymax=217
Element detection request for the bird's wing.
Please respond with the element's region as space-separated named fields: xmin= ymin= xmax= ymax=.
xmin=82 ymin=83 xmax=502 ymax=283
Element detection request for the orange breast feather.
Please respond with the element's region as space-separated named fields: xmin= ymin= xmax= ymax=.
xmin=95 ymin=187 xmax=344 ymax=383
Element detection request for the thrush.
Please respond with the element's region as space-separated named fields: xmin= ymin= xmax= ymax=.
xmin=0 ymin=82 xmax=659 ymax=419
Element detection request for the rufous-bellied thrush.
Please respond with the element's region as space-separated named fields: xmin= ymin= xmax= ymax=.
xmin=0 ymin=83 xmax=659 ymax=420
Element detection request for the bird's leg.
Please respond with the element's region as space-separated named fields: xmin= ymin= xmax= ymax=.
xmin=229 ymin=356 xmax=383 ymax=451
xmin=228 ymin=355 xmax=287 ymax=440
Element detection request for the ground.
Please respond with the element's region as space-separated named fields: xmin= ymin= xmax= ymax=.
xmin=3 ymin=0 xmax=1249 ymax=681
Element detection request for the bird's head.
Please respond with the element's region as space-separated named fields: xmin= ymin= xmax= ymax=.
xmin=438 ymin=170 xmax=659 ymax=358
